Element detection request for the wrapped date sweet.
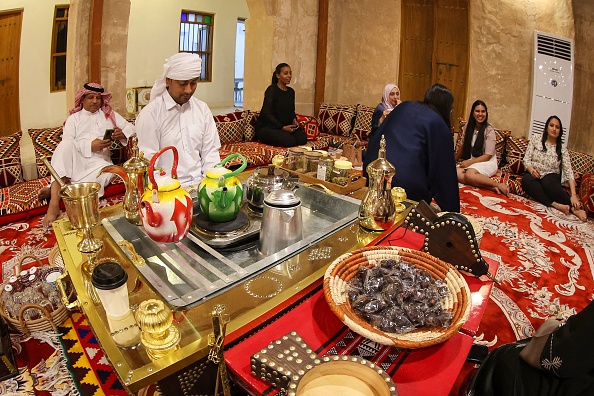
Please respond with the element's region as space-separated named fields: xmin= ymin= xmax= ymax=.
xmin=347 ymin=257 xmax=453 ymax=334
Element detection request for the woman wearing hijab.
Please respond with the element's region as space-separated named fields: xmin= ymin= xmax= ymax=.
xmin=370 ymin=84 xmax=401 ymax=138
xmin=255 ymin=63 xmax=307 ymax=147
xmin=455 ymin=100 xmax=509 ymax=196
xmin=363 ymin=84 xmax=459 ymax=212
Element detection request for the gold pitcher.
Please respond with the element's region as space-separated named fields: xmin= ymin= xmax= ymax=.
xmin=358 ymin=135 xmax=396 ymax=231
xmin=99 ymin=134 xmax=149 ymax=225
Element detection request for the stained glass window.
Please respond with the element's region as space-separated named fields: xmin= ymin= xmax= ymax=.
xmin=179 ymin=11 xmax=214 ymax=82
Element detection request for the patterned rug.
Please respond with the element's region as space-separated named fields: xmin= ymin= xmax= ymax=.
xmin=1 ymin=186 xmax=593 ymax=395
xmin=458 ymin=185 xmax=594 ymax=346
xmin=450 ymin=185 xmax=594 ymax=395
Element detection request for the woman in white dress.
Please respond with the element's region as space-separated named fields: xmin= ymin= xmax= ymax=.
xmin=455 ymin=100 xmax=509 ymax=196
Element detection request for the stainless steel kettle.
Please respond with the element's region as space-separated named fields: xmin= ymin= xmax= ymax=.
xmin=258 ymin=189 xmax=303 ymax=256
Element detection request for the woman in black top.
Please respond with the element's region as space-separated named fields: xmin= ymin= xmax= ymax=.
xmin=255 ymin=63 xmax=307 ymax=147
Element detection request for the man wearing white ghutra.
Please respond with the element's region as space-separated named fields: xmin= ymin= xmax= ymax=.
xmin=136 ymin=53 xmax=221 ymax=186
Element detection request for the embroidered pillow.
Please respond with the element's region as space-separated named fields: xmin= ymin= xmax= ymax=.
xmin=214 ymin=111 xmax=245 ymax=144
xmin=244 ymin=111 xmax=259 ymax=141
xmin=494 ymin=129 xmax=511 ymax=166
xmin=0 ymin=131 xmax=24 ymax=188
xmin=500 ymin=135 xmax=528 ymax=175
xmin=317 ymin=103 xmax=356 ymax=137
xmin=352 ymin=104 xmax=374 ymax=140
xmin=569 ymin=150 xmax=594 ymax=185
xmin=296 ymin=114 xmax=320 ymax=140
xmin=28 ymin=127 xmax=63 ymax=178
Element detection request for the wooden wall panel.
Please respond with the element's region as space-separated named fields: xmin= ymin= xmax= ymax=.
xmin=0 ymin=11 xmax=22 ymax=136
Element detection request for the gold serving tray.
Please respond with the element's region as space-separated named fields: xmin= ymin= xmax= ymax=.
xmin=279 ymin=166 xmax=366 ymax=195
xmin=53 ymin=176 xmax=414 ymax=392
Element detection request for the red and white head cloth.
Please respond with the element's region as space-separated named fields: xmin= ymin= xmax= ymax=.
xmin=150 ymin=53 xmax=202 ymax=102
xmin=69 ymin=83 xmax=116 ymax=126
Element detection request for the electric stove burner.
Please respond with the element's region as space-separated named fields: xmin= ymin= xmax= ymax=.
xmin=193 ymin=211 xmax=250 ymax=235
xmin=247 ymin=203 xmax=264 ymax=215
xmin=189 ymin=202 xmax=262 ymax=247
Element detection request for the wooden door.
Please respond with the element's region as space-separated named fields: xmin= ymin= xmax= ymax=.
xmin=432 ymin=0 xmax=468 ymax=124
xmin=399 ymin=0 xmax=468 ymax=123
xmin=0 ymin=10 xmax=22 ymax=136
xmin=399 ymin=0 xmax=434 ymax=102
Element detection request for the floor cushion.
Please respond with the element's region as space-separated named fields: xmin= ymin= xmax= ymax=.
xmin=28 ymin=127 xmax=63 ymax=178
xmin=352 ymin=104 xmax=374 ymax=141
xmin=0 ymin=177 xmax=125 ymax=226
xmin=500 ymin=135 xmax=529 ymax=175
xmin=317 ymin=103 xmax=356 ymax=137
xmin=0 ymin=131 xmax=24 ymax=188
xmin=296 ymin=114 xmax=320 ymax=140
xmin=569 ymin=150 xmax=594 ymax=186
xmin=214 ymin=111 xmax=246 ymax=144
xmin=244 ymin=111 xmax=259 ymax=141
xmin=219 ymin=142 xmax=284 ymax=169
xmin=579 ymin=173 xmax=594 ymax=214
xmin=491 ymin=169 xmax=524 ymax=196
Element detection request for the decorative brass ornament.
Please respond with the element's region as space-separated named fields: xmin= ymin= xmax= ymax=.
xmin=135 ymin=299 xmax=181 ymax=359
xmin=359 ymin=135 xmax=396 ymax=231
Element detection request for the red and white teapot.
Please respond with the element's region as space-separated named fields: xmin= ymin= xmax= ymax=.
xmin=140 ymin=146 xmax=193 ymax=243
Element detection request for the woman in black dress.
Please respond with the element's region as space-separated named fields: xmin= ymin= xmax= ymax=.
xmin=255 ymin=63 xmax=307 ymax=147
xmin=468 ymin=300 xmax=594 ymax=395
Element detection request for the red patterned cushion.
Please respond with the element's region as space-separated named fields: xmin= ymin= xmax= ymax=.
xmin=494 ymin=129 xmax=511 ymax=165
xmin=244 ymin=111 xmax=259 ymax=141
xmin=0 ymin=131 xmax=24 ymax=188
xmin=569 ymin=150 xmax=594 ymax=185
xmin=579 ymin=173 xmax=594 ymax=214
xmin=219 ymin=141 xmax=284 ymax=169
xmin=490 ymin=169 xmax=525 ymax=196
xmin=0 ymin=177 xmax=51 ymax=224
xmin=296 ymin=114 xmax=320 ymax=140
xmin=352 ymin=104 xmax=374 ymax=140
xmin=214 ymin=111 xmax=246 ymax=144
xmin=317 ymin=103 xmax=356 ymax=137
xmin=28 ymin=127 xmax=63 ymax=178
xmin=500 ymin=135 xmax=528 ymax=174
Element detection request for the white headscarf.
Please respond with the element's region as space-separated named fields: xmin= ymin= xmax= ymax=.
xmin=149 ymin=53 xmax=202 ymax=102
xmin=381 ymin=83 xmax=399 ymax=110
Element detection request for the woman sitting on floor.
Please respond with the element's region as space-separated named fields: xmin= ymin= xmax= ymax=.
xmin=254 ymin=63 xmax=307 ymax=148
xmin=455 ymin=100 xmax=509 ymax=196
xmin=522 ymin=115 xmax=587 ymax=221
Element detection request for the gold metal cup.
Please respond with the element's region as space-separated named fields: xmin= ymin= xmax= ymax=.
xmin=391 ymin=187 xmax=407 ymax=213
xmin=60 ymin=182 xmax=103 ymax=254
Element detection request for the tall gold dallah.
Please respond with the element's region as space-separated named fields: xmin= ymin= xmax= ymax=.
xmin=358 ymin=135 xmax=396 ymax=231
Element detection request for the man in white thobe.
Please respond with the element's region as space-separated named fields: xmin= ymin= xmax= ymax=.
xmin=135 ymin=53 xmax=221 ymax=187
xmin=41 ymin=83 xmax=134 ymax=228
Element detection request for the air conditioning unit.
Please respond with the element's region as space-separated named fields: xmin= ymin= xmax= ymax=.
xmin=528 ymin=31 xmax=574 ymax=146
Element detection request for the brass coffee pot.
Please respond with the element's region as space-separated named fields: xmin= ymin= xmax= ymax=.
xmin=99 ymin=134 xmax=149 ymax=225
xmin=358 ymin=135 xmax=396 ymax=231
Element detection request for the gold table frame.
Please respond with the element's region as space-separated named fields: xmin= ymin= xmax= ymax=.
xmin=54 ymin=198 xmax=414 ymax=393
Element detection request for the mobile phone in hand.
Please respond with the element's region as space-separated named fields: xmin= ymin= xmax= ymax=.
xmin=103 ymin=129 xmax=114 ymax=140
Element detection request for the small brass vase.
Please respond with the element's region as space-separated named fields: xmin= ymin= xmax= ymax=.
xmin=134 ymin=299 xmax=181 ymax=359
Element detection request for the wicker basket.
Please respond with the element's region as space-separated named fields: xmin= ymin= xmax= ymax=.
xmin=323 ymin=246 xmax=472 ymax=349
xmin=0 ymin=248 xmax=72 ymax=336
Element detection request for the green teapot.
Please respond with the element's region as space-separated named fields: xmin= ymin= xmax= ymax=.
xmin=197 ymin=153 xmax=247 ymax=222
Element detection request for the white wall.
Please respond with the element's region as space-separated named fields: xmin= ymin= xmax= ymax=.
xmin=127 ymin=0 xmax=249 ymax=109
xmin=2 ymin=0 xmax=70 ymax=132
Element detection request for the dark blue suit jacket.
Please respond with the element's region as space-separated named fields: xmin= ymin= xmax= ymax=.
xmin=363 ymin=101 xmax=460 ymax=212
